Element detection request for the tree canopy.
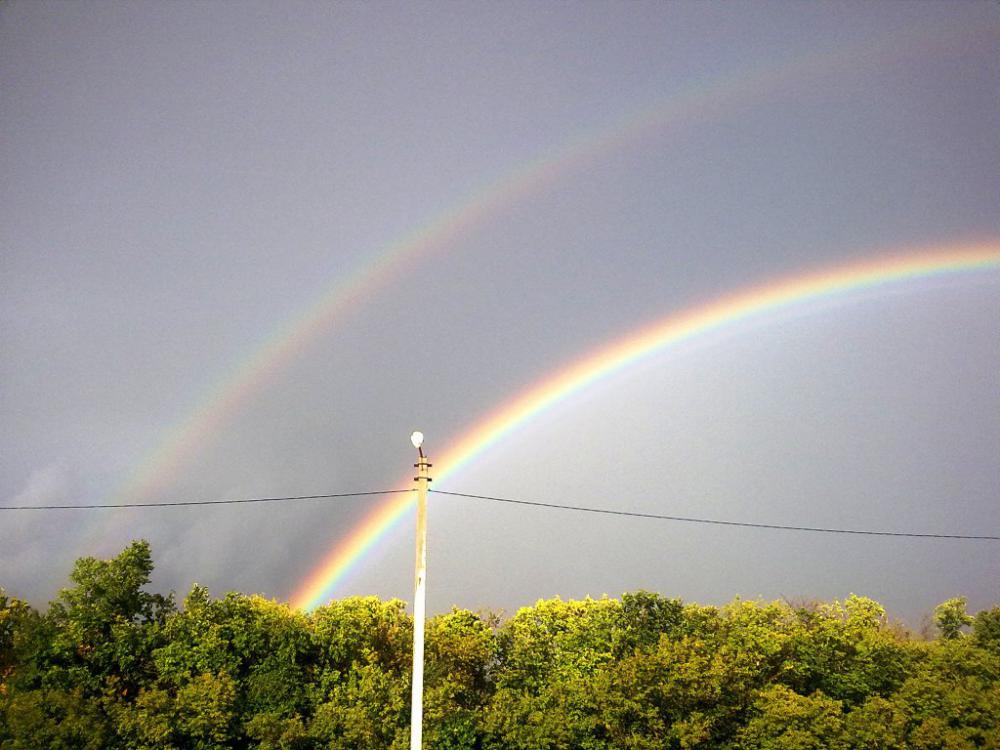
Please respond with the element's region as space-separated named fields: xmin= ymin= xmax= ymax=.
xmin=2 ymin=541 xmax=997 ymax=749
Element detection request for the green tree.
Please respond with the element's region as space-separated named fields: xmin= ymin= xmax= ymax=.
xmin=306 ymin=597 xmax=412 ymax=750
xmin=148 ymin=586 xmax=315 ymax=748
xmin=934 ymin=597 xmax=973 ymax=640
xmin=892 ymin=637 xmax=1000 ymax=749
xmin=44 ymin=540 xmax=174 ymax=695
xmin=4 ymin=540 xmax=1000 ymax=750
xmin=423 ymin=608 xmax=496 ymax=750
xmin=1 ymin=542 xmax=173 ymax=750
xmin=972 ymin=606 xmax=1000 ymax=652
xmin=1 ymin=687 xmax=109 ymax=750
xmin=0 ymin=590 xmax=35 ymax=688
xmin=485 ymin=597 xmax=621 ymax=750
xmin=841 ymin=696 xmax=909 ymax=750
xmin=244 ymin=711 xmax=311 ymax=750
xmin=785 ymin=595 xmax=913 ymax=703
xmin=600 ymin=600 xmax=795 ymax=749
xmin=733 ymin=685 xmax=847 ymax=750
xmin=613 ymin=591 xmax=685 ymax=657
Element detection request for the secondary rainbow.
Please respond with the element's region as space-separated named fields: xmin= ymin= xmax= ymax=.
xmin=104 ymin=76 xmax=735 ymax=507
xmin=289 ymin=241 xmax=1000 ymax=610
xmin=102 ymin=22 xmax=952 ymax=509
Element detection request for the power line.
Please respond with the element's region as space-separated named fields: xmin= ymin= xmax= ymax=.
xmin=430 ymin=489 xmax=1000 ymax=541
xmin=3 ymin=485 xmax=996 ymax=541
xmin=0 ymin=489 xmax=410 ymax=510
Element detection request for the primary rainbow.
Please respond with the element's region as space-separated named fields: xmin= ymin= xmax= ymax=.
xmin=289 ymin=241 xmax=1000 ymax=610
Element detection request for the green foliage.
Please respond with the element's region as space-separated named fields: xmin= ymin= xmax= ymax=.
xmin=245 ymin=711 xmax=310 ymax=750
xmin=973 ymin=606 xmax=1000 ymax=651
xmin=0 ymin=590 xmax=35 ymax=686
xmin=155 ymin=588 xmax=313 ymax=712
xmin=614 ymin=590 xmax=685 ymax=655
xmin=494 ymin=596 xmax=620 ymax=689
xmin=36 ymin=540 xmax=174 ymax=698
xmin=893 ymin=637 xmax=1000 ymax=749
xmin=1 ymin=687 xmax=109 ymax=750
xmin=310 ymin=596 xmax=411 ymax=679
xmin=734 ymin=685 xmax=847 ymax=750
xmin=423 ymin=609 xmax=496 ymax=749
xmin=784 ymin=595 xmax=913 ymax=703
xmin=841 ymin=696 xmax=909 ymax=749
xmin=484 ymin=596 xmax=622 ymax=749
xmin=310 ymin=663 xmax=408 ymax=749
xmin=1 ymin=542 xmax=997 ymax=750
xmin=934 ymin=597 xmax=973 ymax=640
xmin=304 ymin=597 xmax=412 ymax=749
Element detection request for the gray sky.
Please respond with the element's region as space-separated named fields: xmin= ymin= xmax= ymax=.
xmin=2 ymin=1 xmax=998 ymax=627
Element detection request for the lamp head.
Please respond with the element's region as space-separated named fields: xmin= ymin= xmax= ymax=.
xmin=410 ymin=431 xmax=424 ymax=449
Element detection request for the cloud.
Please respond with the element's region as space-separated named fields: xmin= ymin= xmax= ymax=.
xmin=5 ymin=464 xmax=72 ymax=508
xmin=1 ymin=464 xmax=76 ymax=603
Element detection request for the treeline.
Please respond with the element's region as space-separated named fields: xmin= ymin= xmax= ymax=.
xmin=1 ymin=542 xmax=998 ymax=749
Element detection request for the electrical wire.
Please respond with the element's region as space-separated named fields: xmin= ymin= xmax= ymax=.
xmin=430 ymin=489 xmax=1000 ymax=541
xmin=0 ymin=489 xmax=411 ymax=510
xmin=3 ymin=485 xmax=995 ymax=541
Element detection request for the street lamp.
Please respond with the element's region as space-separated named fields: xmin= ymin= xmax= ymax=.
xmin=409 ymin=431 xmax=431 ymax=749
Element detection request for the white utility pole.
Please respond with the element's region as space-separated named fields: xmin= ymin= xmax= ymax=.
xmin=409 ymin=431 xmax=431 ymax=750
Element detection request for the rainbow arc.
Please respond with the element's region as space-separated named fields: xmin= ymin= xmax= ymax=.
xmin=289 ymin=242 xmax=1000 ymax=610
xmin=104 ymin=21 xmax=955 ymax=510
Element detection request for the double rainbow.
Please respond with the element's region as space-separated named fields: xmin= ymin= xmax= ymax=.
xmin=81 ymin=20 xmax=994 ymax=605
xmin=289 ymin=242 xmax=1000 ymax=610
xmin=104 ymin=20 xmax=958 ymax=509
